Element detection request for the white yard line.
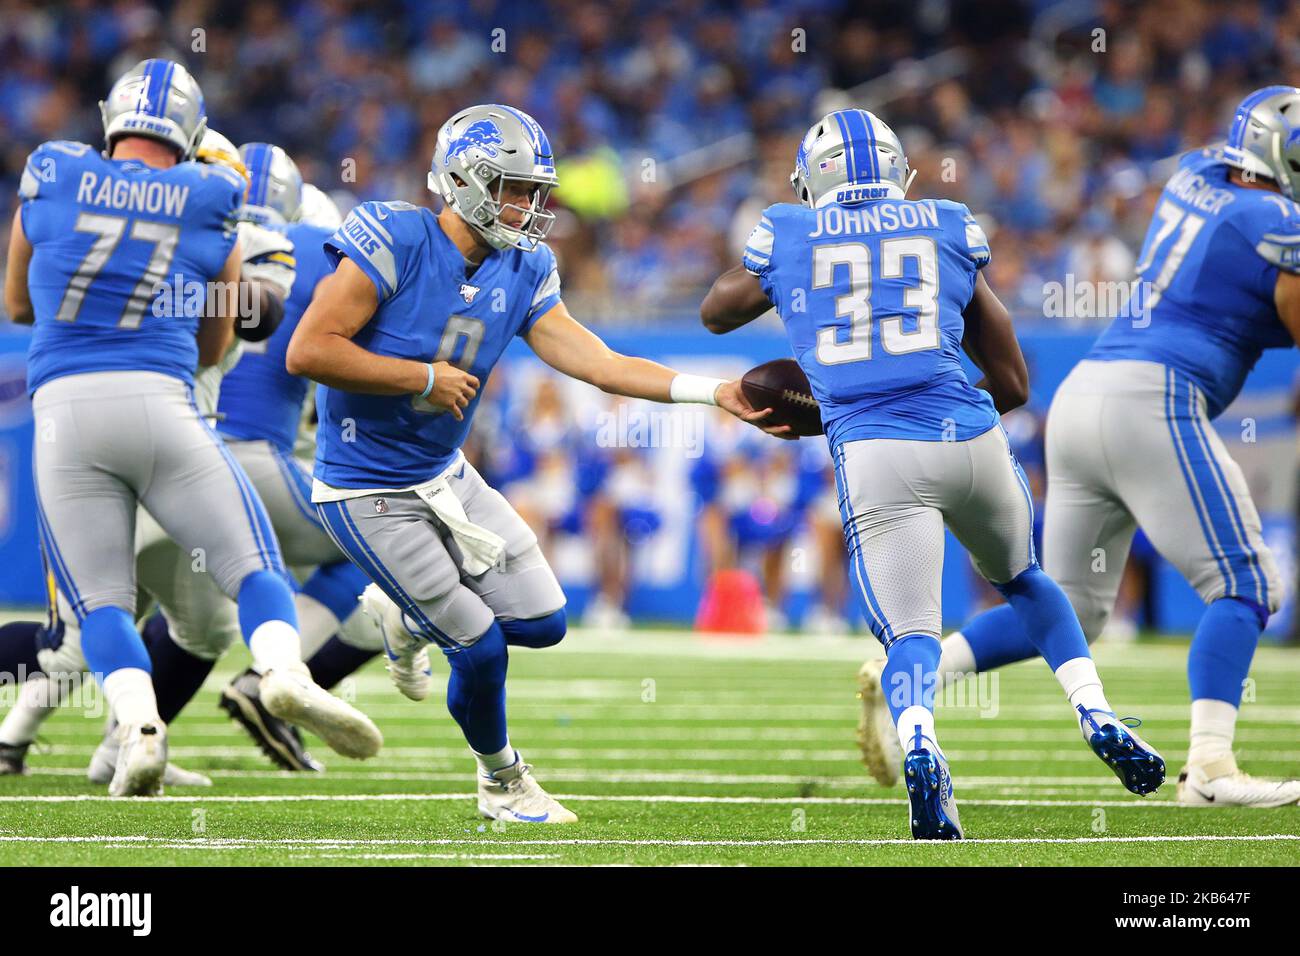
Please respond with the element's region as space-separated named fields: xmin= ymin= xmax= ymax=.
xmin=0 ymin=791 xmax=1242 ymax=809
xmin=0 ymin=833 xmax=1294 ymax=848
xmin=17 ymin=767 xmax=1134 ymax=787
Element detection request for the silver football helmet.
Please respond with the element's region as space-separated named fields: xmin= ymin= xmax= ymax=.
xmin=299 ymin=183 xmax=344 ymax=231
xmin=428 ymin=104 xmax=558 ymax=251
xmin=100 ymin=58 xmax=207 ymax=160
xmin=238 ymin=143 xmax=304 ymax=225
xmin=1222 ymin=86 xmax=1300 ymax=200
xmin=791 ymin=109 xmax=915 ymax=208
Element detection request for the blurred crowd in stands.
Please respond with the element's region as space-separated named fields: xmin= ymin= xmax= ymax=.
xmin=3 ymin=0 xmax=1300 ymax=324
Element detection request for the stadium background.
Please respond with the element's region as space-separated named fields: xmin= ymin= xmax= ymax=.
xmin=0 ymin=0 xmax=1298 ymax=638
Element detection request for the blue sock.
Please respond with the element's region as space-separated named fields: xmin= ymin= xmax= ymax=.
xmin=881 ymin=633 xmax=940 ymax=727
xmin=307 ymin=635 xmax=379 ymax=690
xmin=141 ymin=612 xmax=215 ymax=724
xmin=499 ymin=609 xmax=567 ymax=648
xmin=993 ymin=567 xmax=1089 ymax=671
xmin=237 ymin=570 xmax=299 ymax=641
xmin=1188 ymin=596 xmax=1265 ymax=706
xmin=0 ymin=621 xmax=42 ymax=679
xmin=81 ymin=607 xmax=150 ymax=678
xmin=444 ymin=621 xmax=509 ymax=754
xmin=301 ymin=560 xmax=372 ymax=623
xmin=958 ymin=604 xmax=1038 ymax=670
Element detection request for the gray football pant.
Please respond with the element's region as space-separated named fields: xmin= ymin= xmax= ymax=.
xmin=833 ymin=425 xmax=1037 ymax=647
xmin=315 ymin=459 xmax=565 ymax=648
xmin=31 ymin=371 xmax=284 ymax=622
xmin=1042 ymin=360 xmax=1281 ymax=640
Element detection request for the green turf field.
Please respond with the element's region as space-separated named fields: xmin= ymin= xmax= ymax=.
xmin=0 ymin=614 xmax=1296 ymax=866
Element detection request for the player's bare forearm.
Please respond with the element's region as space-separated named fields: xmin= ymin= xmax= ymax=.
xmin=290 ymin=330 xmax=429 ymax=395
xmin=525 ymin=301 xmax=677 ymax=401
xmin=962 ymin=272 xmax=1029 ymax=413
xmin=4 ymin=211 xmax=34 ymax=325
xmin=287 ymin=267 xmax=426 ymax=394
xmin=196 ymin=241 xmax=241 ymax=366
xmin=701 ymin=266 xmax=773 ymax=334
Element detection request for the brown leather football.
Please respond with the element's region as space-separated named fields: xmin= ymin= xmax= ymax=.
xmin=740 ymin=358 xmax=824 ymax=437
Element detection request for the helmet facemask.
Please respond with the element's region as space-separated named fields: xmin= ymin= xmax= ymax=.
xmin=436 ymin=163 xmax=557 ymax=251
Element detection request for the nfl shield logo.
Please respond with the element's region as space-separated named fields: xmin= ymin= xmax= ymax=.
xmin=459 ymin=283 xmax=480 ymax=304
xmin=375 ymin=498 xmax=388 ymax=514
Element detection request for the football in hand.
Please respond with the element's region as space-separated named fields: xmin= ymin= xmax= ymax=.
xmin=740 ymin=359 xmax=824 ymax=437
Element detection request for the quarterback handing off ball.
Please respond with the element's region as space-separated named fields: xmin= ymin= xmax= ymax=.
xmin=741 ymin=359 xmax=824 ymax=436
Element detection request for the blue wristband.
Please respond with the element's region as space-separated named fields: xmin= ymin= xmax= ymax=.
xmin=419 ymin=363 xmax=436 ymax=400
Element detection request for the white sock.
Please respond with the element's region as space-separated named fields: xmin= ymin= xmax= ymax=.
xmin=0 ymin=676 xmax=62 ymax=745
xmin=934 ymin=632 xmax=977 ymax=691
xmin=102 ymin=668 xmax=160 ymax=727
xmin=1188 ymin=698 xmax=1238 ymax=768
xmin=248 ymin=620 xmax=302 ymax=674
xmin=473 ymin=742 xmax=516 ymax=773
xmin=295 ymin=594 xmax=342 ymax=660
xmin=1054 ymin=657 xmax=1112 ymax=734
xmin=895 ymin=705 xmax=939 ymax=756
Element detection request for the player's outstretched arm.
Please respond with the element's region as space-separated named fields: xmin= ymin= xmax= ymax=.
xmin=4 ymin=211 xmax=34 ymax=325
xmin=286 ymin=256 xmax=479 ymax=418
xmin=700 ymin=266 xmax=773 ymax=334
xmin=525 ymin=300 xmax=790 ymax=434
xmin=961 ymin=272 xmax=1029 ymax=414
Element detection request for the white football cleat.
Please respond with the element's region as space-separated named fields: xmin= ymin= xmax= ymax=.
xmin=259 ymin=663 xmax=383 ymax=759
xmin=856 ymin=658 xmax=900 ymax=787
xmin=1178 ymin=757 xmax=1300 ymax=808
xmin=88 ymin=725 xmax=212 ymax=787
xmin=108 ymin=722 xmax=168 ymax=797
xmin=360 ymin=584 xmax=432 ymax=701
xmin=477 ymin=753 xmax=578 ymax=824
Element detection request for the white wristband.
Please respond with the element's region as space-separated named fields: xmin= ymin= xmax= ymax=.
xmin=670 ymin=373 xmax=725 ymax=406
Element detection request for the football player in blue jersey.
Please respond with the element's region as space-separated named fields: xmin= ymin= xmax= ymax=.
xmin=909 ymin=87 xmax=1300 ymax=808
xmin=287 ymin=104 xmax=763 ymax=824
xmin=1 ymin=59 xmax=380 ymax=795
xmin=700 ymin=109 xmax=1165 ymax=838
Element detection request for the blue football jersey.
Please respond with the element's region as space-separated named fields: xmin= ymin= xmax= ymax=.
xmin=217 ymin=221 xmax=334 ymax=453
xmin=744 ymin=199 xmax=998 ymax=449
xmin=18 ymin=140 xmax=243 ymax=393
xmin=1089 ymin=149 xmax=1300 ymax=418
xmin=314 ymin=201 xmax=562 ymax=489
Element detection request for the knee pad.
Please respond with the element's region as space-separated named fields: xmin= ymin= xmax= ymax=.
xmin=499 ymin=608 xmax=567 ymax=649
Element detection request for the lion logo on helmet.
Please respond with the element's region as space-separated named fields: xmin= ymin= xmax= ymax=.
xmin=444 ymin=119 xmax=505 ymax=166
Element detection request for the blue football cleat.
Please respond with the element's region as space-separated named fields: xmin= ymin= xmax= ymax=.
xmin=1078 ymin=706 xmax=1165 ymax=796
xmin=903 ymin=732 xmax=963 ymax=840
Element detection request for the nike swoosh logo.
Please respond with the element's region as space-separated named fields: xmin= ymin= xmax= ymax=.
xmin=509 ymin=811 xmax=550 ymax=822
xmin=1190 ymin=785 xmax=1215 ymax=802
